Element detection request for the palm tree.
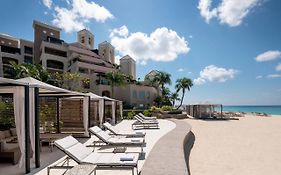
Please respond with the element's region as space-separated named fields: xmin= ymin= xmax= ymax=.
xmin=106 ymin=71 xmax=126 ymax=98
xmin=170 ymin=92 xmax=180 ymax=107
xmin=9 ymin=62 xmax=50 ymax=82
xmin=155 ymin=71 xmax=171 ymax=95
xmin=175 ymin=77 xmax=193 ymax=110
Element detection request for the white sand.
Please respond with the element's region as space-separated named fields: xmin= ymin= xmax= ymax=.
xmin=185 ymin=115 xmax=281 ymax=175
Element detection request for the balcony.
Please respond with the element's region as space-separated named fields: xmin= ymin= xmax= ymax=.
xmin=0 ymin=45 xmax=21 ymax=55
xmin=46 ymin=36 xmax=64 ymax=45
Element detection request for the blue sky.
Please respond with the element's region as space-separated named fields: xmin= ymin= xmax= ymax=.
xmin=0 ymin=0 xmax=281 ymax=105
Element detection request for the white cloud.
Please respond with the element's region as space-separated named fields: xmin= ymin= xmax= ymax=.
xmin=256 ymin=75 xmax=263 ymax=79
xmin=115 ymin=55 xmax=121 ymax=65
xmin=189 ymin=35 xmax=193 ymax=39
xmin=72 ymin=0 xmax=114 ymax=22
xmin=110 ymin=25 xmax=129 ymax=38
xmin=276 ymin=63 xmax=281 ymax=71
xmin=198 ymin=0 xmax=218 ymax=23
xmin=198 ymin=0 xmax=261 ymax=27
xmin=43 ymin=0 xmax=52 ymax=9
xmin=178 ymin=68 xmax=184 ymax=72
xmin=255 ymin=50 xmax=281 ymax=62
xmin=110 ymin=26 xmax=190 ymax=64
xmin=267 ymin=74 xmax=281 ymax=78
xmin=50 ymin=0 xmax=113 ymax=33
xmin=194 ymin=65 xmax=238 ymax=85
xmin=52 ymin=7 xmax=85 ymax=33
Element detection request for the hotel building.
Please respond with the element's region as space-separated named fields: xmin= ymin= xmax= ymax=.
xmin=0 ymin=20 xmax=157 ymax=108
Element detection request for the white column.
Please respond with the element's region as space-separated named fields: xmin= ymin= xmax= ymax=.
xmin=111 ymin=101 xmax=116 ymax=125
xmin=82 ymin=97 xmax=89 ymax=136
xmin=98 ymin=99 xmax=104 ymax=127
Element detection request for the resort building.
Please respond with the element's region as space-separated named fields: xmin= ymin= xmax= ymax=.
xmin=0 ymin=20 xmax=158 ymax=108
xmin=0 ymin=34 xmax=33 ymax=78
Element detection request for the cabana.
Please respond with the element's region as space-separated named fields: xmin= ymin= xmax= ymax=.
xmin=0 ymin=77 xmax=90 ymax=173
xmin=186 ymin=104 xmax=223 ymax=119
xmin=0 ymin=77 xmax=31 ymax=173
xmin=85 ymin=93 xmax=123 ymax=127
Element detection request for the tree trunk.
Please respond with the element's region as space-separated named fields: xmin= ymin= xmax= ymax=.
xmin=177 ymin=89 xmax=185 ymax=110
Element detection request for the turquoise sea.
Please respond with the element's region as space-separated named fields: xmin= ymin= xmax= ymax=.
xmin=219 ymin=106 xmax=281 ymax=115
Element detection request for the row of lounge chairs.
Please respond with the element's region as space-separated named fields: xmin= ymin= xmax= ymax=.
xmin=49 ymin=113 xmax=159 ymax=175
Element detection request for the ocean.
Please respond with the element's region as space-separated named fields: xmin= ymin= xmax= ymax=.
xmin=219 ymin=106 xmax=281 ymax=115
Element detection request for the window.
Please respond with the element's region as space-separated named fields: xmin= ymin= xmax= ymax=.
xmin=81 ymin=36 xmax=85 ymax=43
xmin=89 ymin=37 xmax=91 ymax=45
xmin=43 ymin=30 xmax=47 ymax=34
xmin=1 ymin=41 xmax=4 ymax=44
xmin=45 ymin=47 xmax=67 ymax=57
xmin=78 ymin=67 xmax=88 ymax=74
xmin=47 ymin=60 xmax=64 ymax=70
xmin=24 ymin=56 xmax=33 ymax=64
xmin=132 ymin=90 xmax=137 ymax=99
xmin=139 ymin=91 xmax=145 ymax=100
xmin=50 ymin=32 xmax=54 ymax=36
xmin=24 ymin=46 xmax=33 ymax=55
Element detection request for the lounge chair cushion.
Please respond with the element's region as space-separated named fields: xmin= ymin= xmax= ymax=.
xmin=54 ymin=136 xmax=79 ymax=150
xmin=66 ymin=143 xmax=92 ymax=163
xmin=89 ymin=126 xmax=102 ymax=134
xmin=120 ymin=154 xmax=135 ymax=161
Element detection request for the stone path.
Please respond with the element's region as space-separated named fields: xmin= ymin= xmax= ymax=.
xmin=141 ymin=119 xmax=193 ymax=175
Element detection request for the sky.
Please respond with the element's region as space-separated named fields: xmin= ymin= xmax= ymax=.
xmin=0 ymin=0 xmax=281 ymax=105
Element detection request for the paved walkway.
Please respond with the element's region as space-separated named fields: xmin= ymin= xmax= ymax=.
xmin=141 ymin=119 xmax=193 ymax=175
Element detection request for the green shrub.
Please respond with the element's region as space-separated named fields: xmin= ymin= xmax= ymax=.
xmin=168 ymin=110 xmax=182 ymax=114
xmin=161 ymin=105 xmax=173 ymax=111
xmin=143 ymin=109 xmax=152 ymax=117
xmin=126 ymin=111 xmax=136 ymax=120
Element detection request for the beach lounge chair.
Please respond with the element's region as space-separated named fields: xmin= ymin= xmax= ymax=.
xmin=50 ymin=136 xmax=139 ymax=175
xmin=132 ymin=115 xmax=159 ymax=129
xmin=89 ymin=126 xmax=145 ymax=149
xmin=138 ymin=113 xmax=157 ymax=121
xmin=103 ymin=122 xmax=146 ymax=138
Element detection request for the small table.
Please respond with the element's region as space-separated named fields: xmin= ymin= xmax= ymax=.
xmin=113 ymin=147 xmax=127 ymax=153
xmin=65 ymin=164 xmax=96 ymax=175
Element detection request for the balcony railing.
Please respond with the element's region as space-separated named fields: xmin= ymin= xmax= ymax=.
xmin=0 ymin=45 xmax=21 ymax=55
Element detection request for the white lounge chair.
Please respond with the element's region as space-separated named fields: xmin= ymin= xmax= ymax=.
xmin=89 ymin=126 xmax=145 ymax=149
xmin=132 ymin=115 xmax=159 ymax=129
xmin=103 ymin=122 xmax=146 ymax=137
xmin=50 ymin=136 xmax=139 ymax=175
xmin=138 ymin=113 xmax=157 ymax=121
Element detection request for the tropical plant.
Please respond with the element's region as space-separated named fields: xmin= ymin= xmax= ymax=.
xmin=143 ymin=109 xmax=152 ymax=117
xmin=106 ymin=71 xmax=126 ymax=97
xmin=9 ymin=62 xmax=50 ymax=82
xmin=52 ymin=72 xmax=84 ymax=91
xmin=161 ymin=105 xmax=173 ymax=111
xmin=0 ymin=101 xmax=15 ymax=130
xmin=170 ymin=92 xmax=180 ymax=107
xmin=175 ymin=77 xmax=193 ymax=110
xmin=126 ymin=111 xmax=136 ymax=120
xmin=154 ymin=71 xmax=171 ymax=95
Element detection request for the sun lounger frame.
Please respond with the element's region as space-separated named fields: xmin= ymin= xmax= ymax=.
xmin=48 ymin=137 xmax=138 ymax=175
xmin=103 ymin=122 xmax=146 ymax=138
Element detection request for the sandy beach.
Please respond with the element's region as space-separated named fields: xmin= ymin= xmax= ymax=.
xmin=185 ymin=114 xmax=281 ymax=175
